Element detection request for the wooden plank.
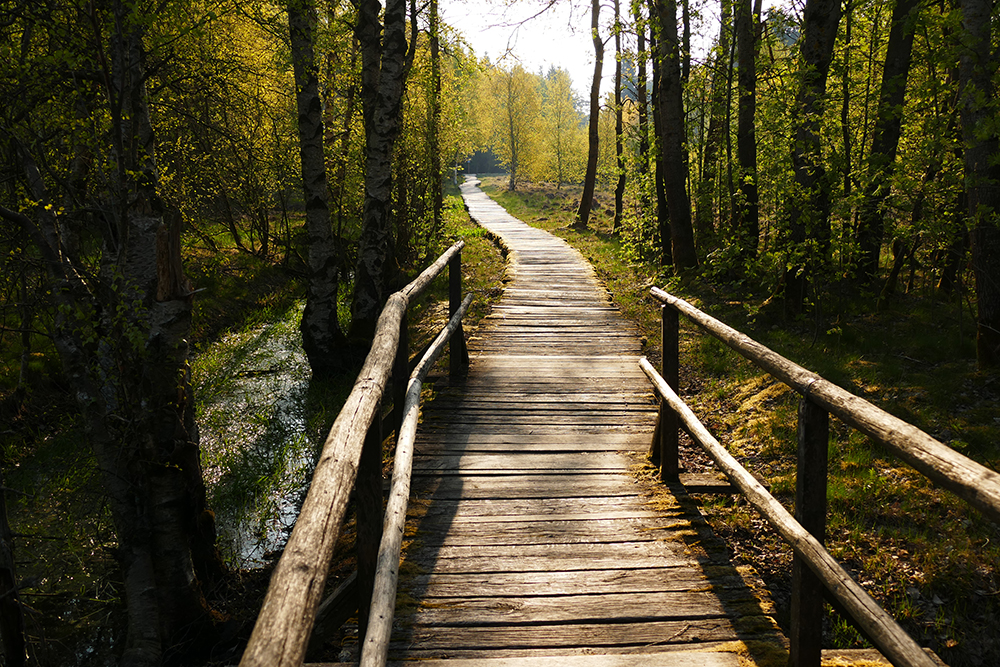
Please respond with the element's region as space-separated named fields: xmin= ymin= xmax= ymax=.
xmin=405 ymin=592 xmax=730 ymax=625
xmin=404 ymin=553 xmax=697 ymax=574
xmin=401 ymin=541 xmax=700 ymax=569
xmin=410 ymin=475 xmax=640 ymax=499
xmin=412 ymin=453 xmax=633 ymax=471
xmin=409 ymin=569 xmax=717 ymax=597
xmin=412 ymin=496 xmax=671 ymax=519
xmin=310 ymin=650 xmax=743 ymax=667
xmin=389 ymin=643 xmax=755 ymax=662
xmin=391 ymin=617 xmax=744 ymax=650
xmin=406 ymin=519 xmax=693 ymax=547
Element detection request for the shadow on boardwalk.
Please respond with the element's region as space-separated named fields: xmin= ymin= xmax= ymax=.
xmin=387 ymin=177 xmax=788 ymax=666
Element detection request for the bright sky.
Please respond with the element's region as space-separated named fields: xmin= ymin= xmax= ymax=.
xmin=440 ymin=0 xmax=782 ymax=99
xmin=440 ymin=0 xmax=616 ymax=98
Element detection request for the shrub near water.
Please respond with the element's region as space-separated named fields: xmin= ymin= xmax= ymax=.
xmin=473 ymin=174 xmax=1000 ymax=667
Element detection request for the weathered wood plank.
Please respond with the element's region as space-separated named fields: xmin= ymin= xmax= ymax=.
xmin=404 ymin=540 xmax=692 ymax=565
xmin=405 ymin=592 xmax=731 ymax=625
xmin=311 ymin=650 xmax=743 ymax=667
xmin=411 ymin=496 xmax=670 ymax=519
xmin=408 ymin=569 xmax=719 ymax=597
xmin=392 ymin=617 xmax=745 ymax=649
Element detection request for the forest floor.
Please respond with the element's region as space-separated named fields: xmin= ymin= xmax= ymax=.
xmin=473 ymin=174 xmax=1000 ymax=667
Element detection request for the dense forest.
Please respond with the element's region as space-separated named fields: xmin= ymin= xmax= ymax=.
xmin=0 ymin=0 xmax=997 ymax=664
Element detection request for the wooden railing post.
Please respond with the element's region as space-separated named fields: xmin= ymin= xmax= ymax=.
xmin=357 ymin=401 xmax=384 ymax=643
xmin=789 ymin=396 xmax=829 ymax=667
xmin=659 ymin=304 xmax=679 ymax=482
xmin=392 ymin=312 xmax=409 ymax=433
xmin=449 ymin=247 xmax=468 ymax=376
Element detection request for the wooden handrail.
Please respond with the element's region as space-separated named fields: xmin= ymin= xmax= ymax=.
xmin=640 ymin=358 xmax=938 ymax=667
xmin=239 ymin=241 xmax=466 ymax=667
xmin=646 ymin=286 xmax=974 ymax=666
xmin=650 ymin=286 xmax=1000 ymax=526
xmin=360 ymin=293 xmax=474 ymax=667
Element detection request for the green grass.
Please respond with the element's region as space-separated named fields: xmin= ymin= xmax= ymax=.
xmin=473 ymin=173 xmax=1000 ymax=667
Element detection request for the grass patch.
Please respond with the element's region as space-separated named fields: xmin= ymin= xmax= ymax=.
xmin=475 ymin=174 xmax=1000 ymax=667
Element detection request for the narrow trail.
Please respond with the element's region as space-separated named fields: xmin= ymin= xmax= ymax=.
xmin=387 ymin=177 xmax=783 ymax=665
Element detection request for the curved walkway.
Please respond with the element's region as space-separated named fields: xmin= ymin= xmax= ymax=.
xmin=390 ymin=178 xmax=779 ymax=665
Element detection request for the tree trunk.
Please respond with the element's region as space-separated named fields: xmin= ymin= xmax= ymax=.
xmin=734 ymin=0 xmax=762 ymax=255
xmin=840 ymin=4 xmax=853 ymax=201
xmin=429 ymin=0 xmax=443 ymax=238
xmin=289 ymin=0 xmax=345 ymax=370
xmin=652 ymin=0 xmax=698 ymax=269
xmin=352 ymin=0 xmax=410 ymax=338
xmin=958 ymin=0 xmax=1000 ymax=368
xmin=575 ymin=0 xmax=604 ymax=229
xmin=612 ymin=0 xmax=625 ymax=230
xmin=782 ymin=0 xmax=842 ymax=313
xmin=696 ymin=0 xmax=730 ymax=250
xmin=855 ymin=0 xmax=920 ymax=285
xmin=649 ymin=26 xmax=672 ymax=266
xmin=634 ymin=0 xmax=651 ymax=198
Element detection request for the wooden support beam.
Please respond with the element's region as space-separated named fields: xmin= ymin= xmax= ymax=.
xmin=659 ymin=304 xmax=679 ymax=482
xmin=789 ymin=397 xmax=829 ymax=667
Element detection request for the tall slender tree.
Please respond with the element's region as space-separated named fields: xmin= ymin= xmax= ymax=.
xmin=352 ymin=0 xmax=411 ymax=338
xmin=696 ymin=0 xmax=731 ymax=249
xmin=782 ymin=0 xmax=843 ymax=311
xmin=958 ymin=0 xmax=1000 ymax=368
xmin=575 ymin=0 xmax=605 ymax=229
xmin=649 ymin=25 xmax=672 ymax=266
xmin=652 ymin=0 xmax=698 ymax=268
xmin=855 ymin=0 xmax=921 ymax=285
xmin=633 ymin=0 xmax=651 ymax=196
xmin=289 ymin=0 xmax=345 ymax=369
xmin=613 ymin=0 xmax=626 ymax=232
xmin=734 ymin=0 xmax=762 ymax=254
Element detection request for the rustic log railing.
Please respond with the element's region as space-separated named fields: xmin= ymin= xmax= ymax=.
xmin=240 ymin=241 xmax=470 ymax=667
xmin=645 ymin=286 xmax=1000 ymax=667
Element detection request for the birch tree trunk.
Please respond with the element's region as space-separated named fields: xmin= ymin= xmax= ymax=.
xmin=352 ymin=0 xmax=410 ymax=338
xmin=289 ymin=0 xmax=346 ymax=370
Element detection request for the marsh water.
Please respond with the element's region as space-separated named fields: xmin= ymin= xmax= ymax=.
xmin=194 ymin=303 xmax=322 ymax=568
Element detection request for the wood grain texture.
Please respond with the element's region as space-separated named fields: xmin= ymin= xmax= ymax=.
xmin=365 ymin=178 xmax=773 ymax=664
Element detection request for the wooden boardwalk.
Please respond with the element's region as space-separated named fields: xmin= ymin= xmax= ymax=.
xmin=386 ymin=178 xmax=782 ymax=666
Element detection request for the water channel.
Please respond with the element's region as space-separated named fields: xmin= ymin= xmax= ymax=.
xmin=194 ymin=303 xmax=322 ymax=568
